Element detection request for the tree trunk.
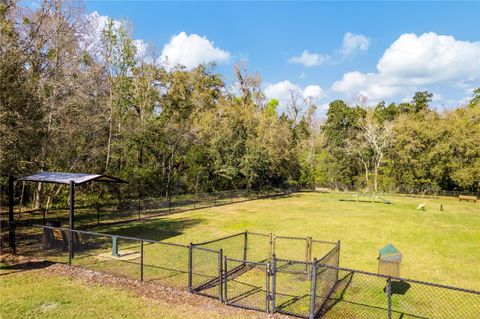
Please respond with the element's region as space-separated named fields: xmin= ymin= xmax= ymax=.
xmin=106 ymin=92 xmax=113 ymax=172
xmin=35 ymin=182 xmax=43 ymax=209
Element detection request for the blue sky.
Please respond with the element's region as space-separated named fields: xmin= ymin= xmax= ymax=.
xmin=85 ymin=1 xmax=480 ymax=111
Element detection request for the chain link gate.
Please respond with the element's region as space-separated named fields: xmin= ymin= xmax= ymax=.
xmin=271 ymin=257 xmax=314 ymax=317
xmin=223 ymin=257 xmax=272 ymax=312
xmin=189 ymin=245 xmax=223 ymax=299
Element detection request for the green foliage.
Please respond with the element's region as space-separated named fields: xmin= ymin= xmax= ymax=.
xmin=468 ymin=87 xmax=480 ymax=108
xmin=2 ymin=1 xmax=478 ymax=207
xmin=265 ymin=98 xmax=279 ymax=117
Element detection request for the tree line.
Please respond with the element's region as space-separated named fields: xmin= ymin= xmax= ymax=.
xmin=1 ymin=0 xmax=479 ymax=208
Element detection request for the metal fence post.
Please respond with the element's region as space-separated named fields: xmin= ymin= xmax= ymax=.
xmin=266 ymin=261 xmax=271 ymax=313
xmin=68 ymin=229 xmax=72 ymax=265
xmin=336 ymin=240 xmax=341 ymax=281
xmin=243 ymin=230 xmax=248 ymax=262
xmin=112 ymin=236 xmax=119 ymax=257
xmin=140 ymin=240 xmax=144 ymax=282
xmin=272 ymin=235 xmax=276 ymax=258
xmin=387 ymin=277 xmax=392 ymax=319
xmin=271 ymin=255 xmax=276 ymax=313
xmin=306 ymin=236 xmax=312 ymax=277
xmin=309 ymin=258 xmax=318 ymax=319
xmin=218 ymin=249 xmax=223 ymax=302
xmin=188 ymin=242 xmax=193 ymax=292
xmin=269 ymin=233 xmax=273 ymax=260
xmin=223 ymin=256 xmax=228 ymax=304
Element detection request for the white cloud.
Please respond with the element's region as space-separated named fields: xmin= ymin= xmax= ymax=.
xmin=288 ymin=50 xmax=329 ymax=67
xmin=80 ymin=11 xmax=113 ymax=55
xmin=81 ymin=11 xmax=150 ymax=61
xmin=377 ymin=33 xmax=479 ymax=84
xmin=289 ymin=32 xmax=369 ymax=67
xmin=264 ymin=81 xmax=324 ymax=104
xmin=264 ymin=80 xmax=301 ymax=103
xmin=160 ymin=32 xmax=230 ymax=69
xmin=303 ymin=85 xmax=324 ymax=100
xmin=431 ymin=92 xmax=443 ymax=102
xmin=332 ymin=32 xmax=480 ymax=102
xmin=340 ymin=32 xmax=370 ymax=58
xmin=132 ymin=39 xmax=149 ymax=60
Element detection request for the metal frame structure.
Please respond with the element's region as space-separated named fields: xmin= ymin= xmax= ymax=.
xmin=7 ymin=172 xmax=126 ymax=254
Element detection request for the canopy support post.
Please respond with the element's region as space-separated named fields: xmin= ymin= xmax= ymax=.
xmin=68 ymin=180 xmax=75 ymax=263
xmin=8 ymin=176 xmax=16 ymax=254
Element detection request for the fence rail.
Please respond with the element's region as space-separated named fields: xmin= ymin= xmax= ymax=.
xmin=312 ymin=186 xmax=480 ymax=199
xmin=0 ymin=188 xmax=293 ymax=235
xmin=17 ymin=225 xmax=480 ymax=319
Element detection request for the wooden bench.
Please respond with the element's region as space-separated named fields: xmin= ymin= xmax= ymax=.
xmin=43 ymin=228 xmax=68 ymax=250
xmin=459 ymin=195 xmax=477 ymax=203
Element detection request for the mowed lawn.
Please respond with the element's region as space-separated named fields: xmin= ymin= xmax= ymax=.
xmin=0 ymin=263 xmax=263 ymax=319
xmin=100 ymin=192 xmax=480 ymax=290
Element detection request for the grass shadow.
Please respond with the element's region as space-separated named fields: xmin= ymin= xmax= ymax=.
xmin=96 ymin=217 xmax=204 ymax=241
xmin=0 ymin=260 xmax=55 ymax=276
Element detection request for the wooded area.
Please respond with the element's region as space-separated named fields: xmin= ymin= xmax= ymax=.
xmin=1 ymin=0 xmax=479 ymax=207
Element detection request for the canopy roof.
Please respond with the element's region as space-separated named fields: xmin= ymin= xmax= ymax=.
xmin=18 ymin=172 xmax=126 ymax=185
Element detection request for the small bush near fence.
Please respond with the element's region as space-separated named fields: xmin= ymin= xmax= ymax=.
xmin=22 ymin=225 xmax=480 ymax=319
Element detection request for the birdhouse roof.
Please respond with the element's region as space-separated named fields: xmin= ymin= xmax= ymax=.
xmin=379 ymin=244 xmax=401 ymax=257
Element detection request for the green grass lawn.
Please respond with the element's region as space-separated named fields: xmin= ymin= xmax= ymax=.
xmin=98 ymin=192 xmax=480 ymax=291
xmin=0 ymin=262 xmax=264 ymax=319
xmin=7 ymin=192 xmax=479 ymax=318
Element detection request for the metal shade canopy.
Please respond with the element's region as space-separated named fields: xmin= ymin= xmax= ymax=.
xmin=18 ymin=172 xmax=126 ymax=185
xmin=8 ymin=171 xmax=127 ymax=255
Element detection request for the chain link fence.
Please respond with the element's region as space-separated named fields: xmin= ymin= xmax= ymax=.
xmin=317 ymin=265 xmax=480 ymax=319
xmin=224 ymin=257 xmax=270 ymax=312
xmin=16 ymin=225 xmax=480 ymax=319
xmin=0 ymin=187 xmax=293 ymax=249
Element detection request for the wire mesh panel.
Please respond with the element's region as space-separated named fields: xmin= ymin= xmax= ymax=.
xmin=194 ymin=192 xmax=216 ymax=209
xmin=71 ymin=231 xmax=142 ymax=280
xmin=193 ymin=232 xmax=246 ymax=261
xmin=190 ymin=246 xmax=221 ymax=298
xmin=274 ymin=258 xmax=312 ymax=317
xmin=389 ymin=279 xmax=480 ymax=319
xmin=246 ymin=232 xmax=271 ymax=262
xmin=215 ymin=190 xmax=234 ymax=205
xmin=319 ymin=269 xmax=390 ymax=318
xmin=314 ymin=244 xmax=341 ymax=316
xmin=224 ymin=257 xmax=270 ymax=312
xmin=143 ymin=241 xmax=189 ymax=289
xmin=273 ymin=236 xmax=308 ymax=262
xmin=138 ymin=198 xmax=170 ymax=217
xmin=312 ymin=240 xmax=338 ymax=261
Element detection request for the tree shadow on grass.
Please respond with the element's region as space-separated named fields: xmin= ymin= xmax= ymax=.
xmin=97 ymin=217 xmax=205 ymax=241
xmin=268 ymin=193 xmax=299 ymax=200
xmin=0 ymin=260 xmax=54 ymax=276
